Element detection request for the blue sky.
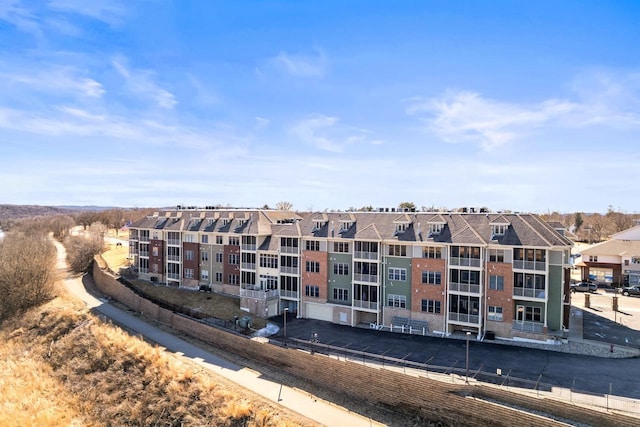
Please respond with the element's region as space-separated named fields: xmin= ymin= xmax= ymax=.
xmin=1 ymin=1 xmax=639 ymax=213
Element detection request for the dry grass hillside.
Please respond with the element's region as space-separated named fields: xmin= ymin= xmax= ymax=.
xmin=0 ymin=296 xmax=313 ymax=427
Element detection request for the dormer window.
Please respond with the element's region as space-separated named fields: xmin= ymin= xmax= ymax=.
xmin=314 ymin=221 xmax=326 ymax=230
xmin=221 ymin=219 xmax=229 ymax=226
xmin=429 ymin=223 xmax=443 ymax=235
xmin=396 ymin=223 xmax=408 ymax=233
xmin=340 ymin=222 xmax=353 ymax=232
xmin=492 ymin=224 xmax=507 ymax=236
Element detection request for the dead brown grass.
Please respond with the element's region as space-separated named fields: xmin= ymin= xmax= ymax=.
xmin=0 ymin=297 xmax=310 ymax=427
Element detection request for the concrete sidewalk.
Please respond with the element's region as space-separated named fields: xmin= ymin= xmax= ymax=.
xmin=54 ymin=241 xmax=384 ymax=427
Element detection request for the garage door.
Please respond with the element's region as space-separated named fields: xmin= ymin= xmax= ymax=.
xmin=306 ymin=303 xmax=333 ymax=322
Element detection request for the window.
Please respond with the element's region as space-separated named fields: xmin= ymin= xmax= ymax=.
xmin=215 ymin=272 xmax=223 ymax=282
xmin=305 ymin=285 xmax=320 ymax=298
xmin=229 ymin=237 xmax=239 ymax=246
xmin=333 ymin=288 xmax=349 ymax=301
xmin=185 ymin=250 xmax=194 ymax=261
xmin=216 ymin=235 xmax=224 ymax=244
xmin=421 ymin=299 xmax=441 ymax=313
xmin=388 ymin=267 xmax=407 ymax=281
xmin=488 ymin=306 xmax=503 ymax=321
xmin=632 ymin=256 xmax=640 ymax=264
xmin=201 ymin=235 xmax=209 ymax=244
xmin=215 ymin=252 xmax=223 ymax=263
xmin=429 ymin=223 xmax=443 ymax=235
xmin=228 ymin=274 xmax=239 ymax=285
xmin=222 ymin=219 xmax=229 ymax=226
xmin=306 ymin=261 xmax=320 ymax=273
xmin=228 ymin=253 xmax=239 ymax=265
xmin=280 ymin=237 xmax=299 ymax=249
xmin=201 ymin=269 xmax=209 ymax=280
xmin=152 ymin=246 xmax=159 ymax=257
xmin=185 ymin=234 xmax=195 ymax=243
xmin=491 ymin=224 xmax=507 ymax=236
xmin=421 ymin=271 xmax=441 ymax=285
xmin=333 ymin=263 xmax=349 ymax=275
xmin=395 ymin=223 xmax=408 ymax=233
xmin=314 ymin=221 xmax=325 ymax=230
xmin=259 ymin=254 xmax=278 ymax=268
xmin=518 ymin=306 xmax=542 ymax=322
xmin=184 ymin=268 xmax=194 ymax=279
xmin=388 ymin=245 xmax=407 ymax=256
xmin=589 ymin=255 xmax=598 ymax=262
xmin=333 ymin=242 xmax=349 ymax=253
xmin=489 ymin=249 xmax=505 ymax=263
xmin=387 ymin=294 xmax=406 ymax=308
xmin=340 ymin=221 xmax=353 ymax=231
xmin=489 ymin=275 xmax=504 ymax=290
xmin=260 ymin=275 xmax=278 ymax=289
xmin=201 ymin=251 xmax=209 ymax=261
xmin=422 ymin=246 xmax=442 ymax=259
xmin=306 ymin=240 xmax=320 ymax=251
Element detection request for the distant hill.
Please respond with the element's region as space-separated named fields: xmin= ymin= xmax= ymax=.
xmin=0 ymin=204 xmax=82 ymax=220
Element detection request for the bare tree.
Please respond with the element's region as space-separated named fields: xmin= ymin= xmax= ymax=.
xmin=275 ymin=201 xmax=293 ymax=211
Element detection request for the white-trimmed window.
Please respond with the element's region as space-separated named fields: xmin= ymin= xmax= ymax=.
xmin=422 ymin=246 xmax=442 ymax=259
xmin=421 ymin=299 xmax=441 ymax=313
xmin=489 ymin=275 xmax=504 ymax=290
xmin=396 ymin=223 xmax=408 ymax=233
xmin=260 ymin=254 xmax=278 ymax=268
xmin=215 ymin=272 xmax=223 ymax=282
xmin=388 ymin=267 xmax=407 ymax=281
xmin=489 ymin=249 xmax=505 ymax=263
xmin=421 ymin=271 xmax=441 ymax=285
xmin=201 ymin=269 xmax=209 ymax=280
xmin=388 ymin=245 xmax=407 ymax=256
xmin=185 ymin=234 xmax=195 ymax=243
xmin=488 ymin=306 xmax=503 ymax=321
xmin=333 ymin=263 xmax=349 ymax=275
xmin=185 ymin=250 xmax=194 ymax=261
xmin=306 ymin=261 xmax=320 ymax=273
xmin=184 ymin=268 xmax=194 ymax=279
xmin=229 ymin=236 xmax=239 ymax=246
xmin=201 ymin=235 xmax=209 ymax=244
xmin=333 ymin=288 xmax=349 ymax=301
xmin=589 ymin=255 xmax=598 ymax=262
xmin=228 ymin=253 xmax=239 ymax=265
xmin=216 ymin=235 xmax=224 ymax=244
xmin=632 ymin=256 xmax=640 ymax=264
xmin=201 ymin=250 xmax=209 ymax=261
xmin=229 ymin=274 xmax=239 ymax=285
xmin=305 ymin=285 xmax=320 ymax=298
xmin=333 ymin=242 xmax=349 ymax=253
xmin=387 ymin=294 xmax=406 ymax=308
xmin=215 ymin=252 xmax=223 ymax=263
xmin=306 ymin=240 xmax=320 ymax=251
xmin=429 ymin=223 xmax=443 ymax=235
xmin=492 ymin=224 xmax=507 ymax=236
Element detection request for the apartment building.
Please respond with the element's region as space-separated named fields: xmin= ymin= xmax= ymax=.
xmin=128 ymin=207 xmax=573 ymax=341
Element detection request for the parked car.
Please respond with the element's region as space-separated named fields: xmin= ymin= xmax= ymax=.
xmin=621 ymin=285 xmax=640 ymax=296
xmin=570 ymin=282 xmax=598 ymax=293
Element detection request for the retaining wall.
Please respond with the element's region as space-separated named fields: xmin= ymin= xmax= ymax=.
xmin=91 ymin=260 xmax=637 ymax=426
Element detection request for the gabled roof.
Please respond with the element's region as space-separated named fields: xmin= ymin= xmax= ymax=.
xmin=581 ymin=240 xmax=640 ymax=257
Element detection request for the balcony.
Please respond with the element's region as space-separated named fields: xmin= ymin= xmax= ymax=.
xmin=240 ymin=288 xmax=279 ymax=299
xmin=139 ymin=267 xmax=149 ymax=274
xmin=448 ymin=312 xmax=480 ymax=324
xmin=241 ymin=244 xmax=257 ymax=251
xmin=513 ymin=287 xmax=546 ymax=299
xmin=167 ymin=255 xmax=180 ymax=262
xmin=513 ymin=260 xmax=546 ymax=271
xmin=241 ymin=262 xmax=256 ymax=270
xmin=513 ymin=321 xmax=544 ymax=333
xmin=280 ymin=290 xmax=299 ymax=299
xmin=280 ymin=266 xmax=299 ymax=275
xmin=139 ymin=251 xmax=149 ymax=257
xmin=280 ymin=246 xmax=299 ymax=254
xmin=449 ymin=257 xmax=481 ymax=267
xmin=354 ymin=251 xmax=378 ymax=260
xmin=353 ymin=299 xmax=378 ymax=310
xmin=167 ymin=239 xmax=181 ymax=246
xmin=139 ymin=235 xmax=150 ymax=243
xmin=353 ymin=273 xmax=378 ymax=283
xmin=449 ymin=282 xmax=480 ymax=293
xmin=167 ymin=273 xmax=180 ymax=280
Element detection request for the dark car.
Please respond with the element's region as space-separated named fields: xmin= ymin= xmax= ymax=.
xmin=621 ymin=285 xmax=640 ymax=296
xmin=570 ymin=282 xmax=598 ymax=293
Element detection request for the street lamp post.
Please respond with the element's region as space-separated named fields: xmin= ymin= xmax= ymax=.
xmin=283 ymin=307 xmax=289 ymax=347
xmin=465 ymin=332 xmax=471 ymax=384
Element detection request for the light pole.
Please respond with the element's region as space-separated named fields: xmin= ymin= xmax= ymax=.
xmin=465 ymin=331 xmax=471 ymax=384
xmin=283 ymin=307 xmax=289 ymax=347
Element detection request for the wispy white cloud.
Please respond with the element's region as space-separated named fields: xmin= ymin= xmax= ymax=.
xmin=254 ymin=116 xmax=270 ymax=130
xmin=270 ymin=48 xmax=328 ymax=78
xmin=112 ymin=56 xmax=177 ymax=109
xmin=290 ymin=114 xmax=381 ymax=152
xmin=48 ymin=0 xmax=127 ymax=27
xmin=0 ymin=65 xmax=105 ymax=98
xmin=408 ymin=70 xmax=640 ymax=151
xmin=0 ymin=0 xmax=43 ymax=37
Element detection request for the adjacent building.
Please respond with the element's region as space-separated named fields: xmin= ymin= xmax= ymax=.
xmin=128 ymin=207 xmax=574 ymax=341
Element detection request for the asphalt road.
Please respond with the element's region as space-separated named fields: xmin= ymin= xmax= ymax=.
xmin=282 ymin=317 xmax=640 ymax=399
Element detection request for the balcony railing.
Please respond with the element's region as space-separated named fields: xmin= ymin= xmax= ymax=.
xmin=240 ymin=288 xmax=279 ymax=299
xmin=241 ymin=244 xmax=257 ymax=251
xmin=139 ymin=236 xmax=150 ymax=243
xmin=513 ymin=260 xmax=546 ymax=271
xmin=449 ymin=282 xmax=480 ymax=293
xmin=241 ymin=262 xmax=256 ymax=270
xmin=280 ymin=290 xmax=299 ymax=299
xmin=139 ymin=268 xmax=149 ymax=274
xmin=353 ymin=299 xmax=379 ymax=310
xmin=139 ymin=251 xmax=149 ymax=257
xmin=167 ymin=239 xmax=181 ymax=246
xmin=513 ymin=320 xmax=544 ymax=333
xmin=353 ymin=273 xmax=378 ymax=283
xmin=449 ymin=257 xmax=481 ymax=267
xmin=280 ymin=266 xmax=299 ymax=275
xmin=280 ymin=246 xmax=299 ymax=254
xmin=167 ymin=273 xmax=180 ymax=280
xmin=354 ymin=251 xmax=378 ymax=260
xmin=448 ymin=312 xmax=480 ymax=324
xmin=513 ymin=287 xmax=546 ymax=299
xmin=167 ymin=255 xmax=180 ymax=262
